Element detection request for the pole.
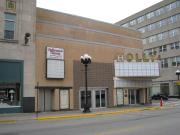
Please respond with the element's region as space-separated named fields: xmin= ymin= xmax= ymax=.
xmin=178 ymin=74 xmax=180 ymax=97
xmin=85 ymin=64 xmax=87 ymax=111
xmin=36 ymin=82 xmax=39 ymax=119
xmin=83 ymin=64 xmax=90 ymax=113
xmin=83 ymin=64 xmax=87 ymax=112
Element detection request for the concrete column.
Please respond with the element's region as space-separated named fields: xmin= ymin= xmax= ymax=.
xmin=169 ymin=81 xmax=174 ymax=96
xmin=113 ymin=89 xmax=117 ymax=106
xmin=140 ymin=89 xmax=145 ymax=104
xmin=52 ymin=89 xmax=60 ymax=111
xmin=69 ymin=89 xmax=74 ymax=109
xmin=35 ymin=89 xmax=41 ymax=112
xmin=124 ymin=89 xmax=129 ymax=105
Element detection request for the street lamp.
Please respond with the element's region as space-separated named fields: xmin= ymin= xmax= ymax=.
xmin=176 ymin=69 xmax=180 ymax=80
xmin=176 ymin=69 xmax=180 ymax=97
xmin=80 ymin=54 xmax=91 ymax=113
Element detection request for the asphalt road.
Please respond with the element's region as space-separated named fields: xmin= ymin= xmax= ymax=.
xmin=1 ymin=106 xmax=180 ymax=135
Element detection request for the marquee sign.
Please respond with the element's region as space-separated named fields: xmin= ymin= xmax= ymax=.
xmin=46 ymin=47 xmax=64 ymax=79
xmin=117 ymin=53 xmax=160 ymax=62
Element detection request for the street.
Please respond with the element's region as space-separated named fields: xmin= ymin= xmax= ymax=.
xmin=0 ymin=105 xmax=180 ymax=135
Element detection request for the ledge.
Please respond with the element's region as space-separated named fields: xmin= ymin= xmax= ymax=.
xmin=0 ymin=39 xmax=18 ymax=44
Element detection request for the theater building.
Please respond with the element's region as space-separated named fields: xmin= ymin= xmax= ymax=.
xmin=35 ymin=8 xmax=156 ymax=111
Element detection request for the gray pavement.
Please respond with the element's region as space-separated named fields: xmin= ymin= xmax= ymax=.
xmin=0 ymin=103 xmax=180 ymax=135
xmin=0 ymin=98 xmax=179 ymax=122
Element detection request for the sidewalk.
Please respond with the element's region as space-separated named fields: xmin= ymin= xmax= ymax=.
xmin=0 ymin=105 xmax=164 ymax=123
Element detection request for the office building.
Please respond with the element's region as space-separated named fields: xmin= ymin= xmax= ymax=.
xmin=116 ymin=0 xmax=180 ymax=96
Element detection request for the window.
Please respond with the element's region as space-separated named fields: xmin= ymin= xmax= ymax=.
xmin=177 ymin=56 xmax=180 ymax=66
xmin=142 ymin=39 xmax=147 ymax=45
xmin=155 ymin=7 xmax=165 ymax=16
xmin=170 ymin=42 xmax=180 ymax=49
xmin=162 ymin=32 xmax=168 ymax=40
xmin=159 ymin=45 xmax=167 ymax=53
xmin=169 ymin=29 xmax=179 ymax=38
xmin=161 ymin=19 xmax=167 ymax=26
xmin=171 ymin=56 xmax=180 ymax=67
xmin=156 ymin=21 xmax=162 ymax=28
xmin=122 ymin=23 xmax=129 ymax=28
xmin=148 ymin=23 xmax=156 ymax=31
xmin=149 ymin=35 xmax=156 ymax=43
xmin=138 ymin=27 xmax=145 ymax=33
xmin=149 ymin=48 xmax=157 ymax=56
xmin=146 ymin=12 xmax=155 ymax=19
xmin=177 ymin=1 xmax=180 ymax=7
xmin=161 ymin=58 xmax=168 ymax=68
xmin=168 ymin=15 xmax=177 ymax=24
xmin=157 ymin=19 xmax=167 ymax=28
xmin=157 ymin=33 xmax=163 ymax=41
xmin=130 ymin=20 xmax=136 ymax=26
xmin=4 ymin=13 xmax=16 ymax=39
xmin=137 ymin=16 xmax=144 ymax=23
xmin=6 ymin=0 xmax=16 ymax=11
xmin=166 ymin=2 xmax=177 ymax=12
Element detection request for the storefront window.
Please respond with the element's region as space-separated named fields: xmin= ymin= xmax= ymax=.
xmin=0 ymin=83 xmax=20 ymax=108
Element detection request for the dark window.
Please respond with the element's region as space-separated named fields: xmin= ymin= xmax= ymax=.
xmin=4 ymin=13 xmax=16 ymax=39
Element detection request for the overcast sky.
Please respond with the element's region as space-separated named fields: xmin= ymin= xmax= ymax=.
xmin=37 ymin=0 xmax=162 ymax=24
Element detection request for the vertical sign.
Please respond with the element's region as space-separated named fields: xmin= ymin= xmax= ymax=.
xmin=46 ymin=47 xmax=64 ymax=79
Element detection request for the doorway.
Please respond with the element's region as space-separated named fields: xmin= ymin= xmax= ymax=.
xmin=80 ymin=89 xmax=107 ymax=109
xmin=128 ymin=89 xmax=140 ymax=104
xmin=60 ymin=90 xmax=69 ymax=109
xmin=39 ymin=89 xmax=53 ymax=112
xmin=95 ymin=90 xmax=106 ymax=108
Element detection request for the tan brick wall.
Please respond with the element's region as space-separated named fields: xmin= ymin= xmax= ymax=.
xmin=36 ymin=8 xmax=143 ymax=109
xmin=37 ymin=8 xmax=141 ymax=39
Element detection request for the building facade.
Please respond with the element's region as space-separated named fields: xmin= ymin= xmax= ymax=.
xmin=116 ymin=0 xmax=180 ymax=96
xmin=0 ymin=0 xmax=36 ymax=113
xmin=35 ymin=8 xmax=149 ymax=111
xmin=0 ymin=1 xmax=158 ymax=113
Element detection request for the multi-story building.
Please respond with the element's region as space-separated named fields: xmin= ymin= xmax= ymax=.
xmin=0 ymin=0 xmax=159 ymax=113
xmin=0 ymin=0 xmax=36 ymax=113
xmin=36 ymin=8 xmax=148 ymax=111
xmin=116 ymin=0 xmax=180 ymax=97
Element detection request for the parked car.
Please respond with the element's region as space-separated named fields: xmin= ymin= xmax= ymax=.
xmin=151 ymin=94 xmax=168 ymax=100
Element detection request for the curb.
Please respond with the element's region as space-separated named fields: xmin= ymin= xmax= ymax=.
xmin=35 ymin=106 xmax=163 ymax=121
xmin=0 ymin=106 xmax=173 ymax=123
xmin=0 ymin=120 xmax=16 ymax=124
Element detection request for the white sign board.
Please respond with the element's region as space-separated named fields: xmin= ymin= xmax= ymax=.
xmin=47 ymin=59 xmax=64 ymax=78
xmin=47 ymin=47 xmax=64 ymax=60
xmin=46 ymin=47 xmax=65 ymax=79
xmin=114 ymin=61 xmax=160 ymax=77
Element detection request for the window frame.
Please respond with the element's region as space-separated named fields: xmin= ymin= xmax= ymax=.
xmin=4 ymin=12 xmax=16 ymax=40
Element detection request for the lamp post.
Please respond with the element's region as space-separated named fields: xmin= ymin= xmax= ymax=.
xmin=80 ymin=54 xmax=91 ymax=113
xmin=176 ymin=69 xmax=180 ymax=97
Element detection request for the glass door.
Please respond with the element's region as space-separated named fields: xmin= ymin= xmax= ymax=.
xmin=95 ymin=90 xmax=106 ymax=108
xmin=129 ymin=90 xmax=136 ymax=104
